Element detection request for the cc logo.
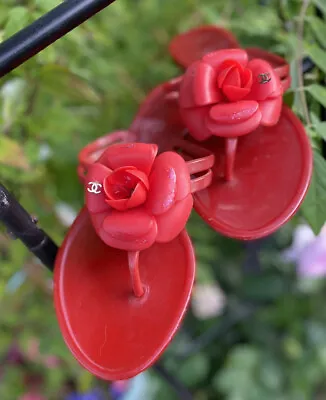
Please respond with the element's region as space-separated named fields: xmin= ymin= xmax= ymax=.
xmin=87 ymin=181 xmax=103 ymax=194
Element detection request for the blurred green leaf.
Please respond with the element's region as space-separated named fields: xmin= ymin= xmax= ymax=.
xmin=215 ymin=345 xmax=262 ymax=398
xmin=0 ymin=137 xmax=29 ymax=170
xmin=310 ymin=112 xmax=326 ymax=140
xmin=306 ymin=45 xmax=326 ymax=74
xmin=306 ymin=84 xmax=326 ymax=108
xmin=3 ymin=7 xmax=29 ymax=39
xmin=259 ymin=357 xmax=283 ymax=391
xmin=0 ymin=78 xmax=27 ymax=131
xmin=241 ymin=273 xmax=288 ymax=301
xmin=313 ymin=0 xmax=326 ymax=15
xmin=301 ymin=151 xmax=326 ymax=234
xmin=283 ymin=336 xmax=303 ymax=359
xmin=314 ymin=123 xmax=326 ymax=140
xmin=178 ymin=353 xmax=210 ymax=387
xmin=306 ymin=16 xmax=326 ymax=48
xmin=34 ymin=0 xmax=60 ymax=11
xmin=37 ymin=65 xmax=101 ymax=104
xmin=283 ymin=91 xmax=295 ymax=108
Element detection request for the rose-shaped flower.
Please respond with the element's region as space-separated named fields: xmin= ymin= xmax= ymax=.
xmin=85 ymin=143 xmax=193 ymax=251
xmin=179 ymin=49 xmax=283 ymax=141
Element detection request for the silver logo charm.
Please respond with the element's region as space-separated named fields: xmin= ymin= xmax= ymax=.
xmin=87 ymin=182 xmax=103 ymax=194
xmin=258 ymin=72 xmax=271 ymax=84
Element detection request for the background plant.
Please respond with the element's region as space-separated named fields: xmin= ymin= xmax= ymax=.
xmin=1 ymin=0 xmax=326 ymax=399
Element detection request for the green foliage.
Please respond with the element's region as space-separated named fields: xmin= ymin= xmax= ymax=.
xmin=301 ymin=151 xmax=326 ymax=234
xmin=307 ymin=16 xmax=326 ymax=48
xmin=1 ymin=0 xmax=326 ymax=399
xmin=306 ymin=84 xmax=326 ymax=110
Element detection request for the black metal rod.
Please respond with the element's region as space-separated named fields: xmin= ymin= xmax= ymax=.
xmin=0 ymin=0 xmax=116 ymax=78
xmin=0 ymin=184 xmax=58 ymax=271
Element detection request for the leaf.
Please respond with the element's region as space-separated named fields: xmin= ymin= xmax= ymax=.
xmin=305 ymin=127 xmax=318 ymax=139
xmin=3 ymin=7 xmax=29 ymax=39
xmin=306 ymin=84 xmax=326 ymax=108
xmin=214 ymin=346 xmax=261 ymax=396
xmin=301 ymin=151 xmax=326 ymax=234
xmin=313 ymin=0 xmax=326 ymax=15
xmin=308 ymin=113 xmax=326 ymax=140
xmin=37 ymin=65 xmax=101 ymax=104
xmin=0 ymin=78 xmax=27 ymax=131
xmin=305 ymin=45 xmax=326 ymax=74
xmin=0 ymin=5 xmax=9 ymax=25
xmin=314 ymin=122 xmax=326 ymax=140
xmin=259 ymin=357 xmax=283 ymax=391
xmin=306 ymin=16 xmax=326 ymax=48
xmin=283 ymin=91 xmax=294 ymax=108
xmin=178 ymin=353 xmax=210 ymax=387
xmin=241 ymin=273 xmax=288 ymax=300
xmin=228 ymin=346 xmax=261 ymax=369
xmin=0 ymin=137 xmax=29 ymax=170
xmin=34 ymin=0 xmax=60 ymax=11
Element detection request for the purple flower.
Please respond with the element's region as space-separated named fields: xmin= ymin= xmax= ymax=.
xmin=64 ymin=394 xmax=82 ymax=400
xmin=82 ymin=388 xmax=106 ymax=400
xmin=297 ymin=234 xmax=326 ymax=278
xmin=109 ymin=380 xmax=129 ymax=400
xmin=65 ymin=389 xmax=106 ymax=400
xmin=282 ymin=224 xmax=326 ymax=279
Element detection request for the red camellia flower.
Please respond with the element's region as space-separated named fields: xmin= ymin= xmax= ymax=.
xmin=179 ymin=48 xmax=283 ymax=141
xmin=84 ymin=142 xmax=193 ymax=251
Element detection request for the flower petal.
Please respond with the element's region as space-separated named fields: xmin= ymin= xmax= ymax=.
xmin=106 ymin=182 xmax=148 ymax=211
xmin=96 ymin=208 xmax=158 ymax=251
xmin=128 ymin=183 xmax=148 ymax=208
xmin=246 ymin=47 xmax=289 ymax=79
xmin=217 ymin=64 xmax=236 ymax=88
xmin=154 ymin=151 xmax=191 ymax=201
xmin=222 ymin=85 xmax=251 ymax=102
xmin=223 ymin=67 xmax=241 ymax=87
xmin=103 ymin=168 xmax=138 ymax=200
xmin=179 ymin=61 xmax=222 ymax=108
xmin=259 ymin=96 xmax=283 ymax=126
xmin=105 ymin=198 xmax=129 ymax=211
xmin=146 ymin=151 xmax=191 ymax=215
xmin=208 ymin=101 xmax=259 ymax=124
xmin=146 ymin=162 xmax=177 ymax=216
xmin=156 ymin=195 xmax=193 ymax=243
xmin=169 ymin=26 xmax=240 ymax=68
xmin=241 ymin=68 xmax=253 ymax=88
xmin=246 ymin=59 xmax=282 ymax=101
xmin=99 ymin=143 xmax=158 ymax=176
xmin=194 ymin=62 xmax=222 ymax=106
xmin=85 ymin=163 xmax=112 ymax=214
xmin=180 ymin=106 xmax=212 ymax=142
xmin=206 ymin=107 xmax=262 ymax=137
xmin=127 ymin=169 xmax=150 ymax=190
xmin=203 ymin=49 xmax=248 ymax=70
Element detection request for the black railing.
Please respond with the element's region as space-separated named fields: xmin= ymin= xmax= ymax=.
xmin=0 ymin=0 xmax=116 ymax=77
